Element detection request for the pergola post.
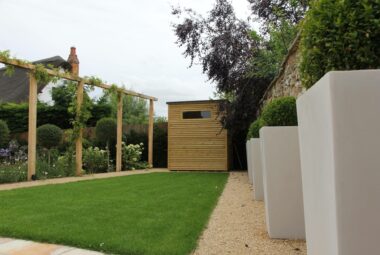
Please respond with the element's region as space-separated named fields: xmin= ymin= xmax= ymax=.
xmin=27 ymin=73 xmax=38 ymax=181
xmin=148 ymin=99 xmax=154 ymax=167
xmin=75 ymin=81 xmax=84 ymax=176
xmin=116 ymin=92 xmax=123 ymax=172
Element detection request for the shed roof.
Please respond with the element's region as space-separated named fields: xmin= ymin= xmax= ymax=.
xmin=0 ymin=56 xmax=71 ymax=103
xmin=166 ymin=99 xmax=226 ymax=105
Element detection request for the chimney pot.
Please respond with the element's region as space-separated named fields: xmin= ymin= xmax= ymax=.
xmin=68 ymin=46 xmax=79 ymax=75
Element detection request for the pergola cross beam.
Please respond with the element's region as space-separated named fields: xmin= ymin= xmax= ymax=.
xmin=0 ymin=54 xmax=156 ymax=180
xmin=0 ymin=56 xmax=157 ymax=101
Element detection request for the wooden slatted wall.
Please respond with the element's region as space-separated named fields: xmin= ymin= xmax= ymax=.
xmin=168 ymin=101 xmax=228 ymax=171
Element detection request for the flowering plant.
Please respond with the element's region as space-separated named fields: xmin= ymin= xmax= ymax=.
xmin=83 ymin=146 xmax=110 ymax=173
xmin=122 ymin=142 xmax=149 ymax=170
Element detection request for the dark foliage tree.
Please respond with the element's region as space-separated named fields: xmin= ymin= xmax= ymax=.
xmin=173 ymin=0 xmax=256 ymax=94
xmin=172 ymin=0 xmax=271 ymax=168
xmin=249 ymin=0 xmax=309 ymax=31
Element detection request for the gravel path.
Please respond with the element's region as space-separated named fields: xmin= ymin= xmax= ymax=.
xmin=192 ymin=172 xmax=307 ymax=255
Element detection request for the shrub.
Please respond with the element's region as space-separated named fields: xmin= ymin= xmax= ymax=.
xmin=95 ymin=118 xmax=117 ymax=147
xmin=300 ymin=0 xmax=380 ymax=88
xmin=261 ymin=97 xmax=297 ymax=126
xmin=247 ymin=118 xmax=264 ymax=139
xmin=37 ymin=124 xmax=63 ymax=149
xmin=36 ymin=159 xmax=63 ymax=179
xmin=83 ymin=146 xmax=110 ymax=173
xmin=0 ymin=120 xmax=10 ymax=148
xmin=123 ymin=123 xmax=168 ymax=168
xmin=56 ymin=151 xmax=76 ymax=177
xmin=122 ymin=143 xmax=149 ymax=170
xmin=0 ymin=163 xmax=27 ymax=184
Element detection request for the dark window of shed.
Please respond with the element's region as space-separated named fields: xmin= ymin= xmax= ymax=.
xmin=183 ymin=111 xmax=211 ymax=119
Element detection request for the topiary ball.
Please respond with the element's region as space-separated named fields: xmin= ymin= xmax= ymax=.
xmin=37 ymin=124 xmax=63 ymax=149
xmin=95 ymin=117 xmax=117 ymax=146
xmin=247 ymin=118 xmax=264 ymax=140
xmin=261 ymin=97 xmax=297 ymax=126
xmin=0 ymin=120 xmax=10 ymax=148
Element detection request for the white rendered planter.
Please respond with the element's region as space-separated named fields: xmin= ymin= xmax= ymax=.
xmin=260 ymin=126 xmax=305 ymax=239
xmin=246 ymin=139 xmax=253 ymax=184
xmin=297 ymin=70 xmax=380 ymax=255
xmin=251 ymin=138 xmax=264 ymax=201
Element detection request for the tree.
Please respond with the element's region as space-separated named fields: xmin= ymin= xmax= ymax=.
xmin=98 ymin=90 xmax=148 ymax=125
xmin=248 ymin=20 xmax=298 ymax=79
xmin=37 ymin=124 xmax=63 ymax=165
xmin=51 ymin=81 xmax=77 ymax=110
xmin=248 ymin=0 xmax=309 ymax=31
xmin=173 ymin=0 xmax=255 ymax=94
xmin=173 ymin=0 xmax=271 ymax=169
xmin=172 ymin=0 xmax=304 ymax=168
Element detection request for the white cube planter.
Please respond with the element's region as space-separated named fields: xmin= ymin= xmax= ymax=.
xmin=251 ymin=138 xmax=264 ymax=201
xmin=260 ymin=127 xmax=305 ymax=239
xmin=297 ymin=70 xmax=380 ymax=255
xmin=246 ymin=139 xmax=253 ymax=184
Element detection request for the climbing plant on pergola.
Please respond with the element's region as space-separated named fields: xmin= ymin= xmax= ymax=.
xmin=0 ymin=52 xmax=157 ymax=181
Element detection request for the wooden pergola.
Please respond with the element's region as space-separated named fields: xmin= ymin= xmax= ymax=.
xmin=0 ymin=54 xmax=157 ymax=181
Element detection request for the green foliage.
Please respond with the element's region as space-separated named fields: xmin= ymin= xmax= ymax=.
xmin=51 ymin=82 xmax=77 ymax=110
xmin=36 ymin=159 xmax=62 ymax=179
xmin=83 ymin=146 xmax=110 ymax=173
xmin=247 ymin=118 xmax=264 ymax=139
xmin=249 ymin=20 xmax=298 ymax=79
xmin=300 ymin=0 xmax=380 ymax=88
xmin=123 ymin=124 xmax=168 ymax=168
xmin=261 ymin=97 xmax=298 ymax=126
xmin=0 ymin=120 xmax=10 ymax=148
xmin=0 ymin=50 xmax=11 ymax=61
xmin=37 ymin=124 xmax=63 ymax=149
xmin=154 ymin=116 xmax=167 ymax=123
xmin=122 ymin=143 xmax=148 ymax=170
xmin=0 ymin=163 xmax=27 ymax=184
xmin=85 ymin=76 xmax=104 ymax=86
xmin=98 ymin=90 xmax=148 ymax=125
xmin=0 ymin=102 xmax=110 ymax=133
xmin=56 ymin=151 xmax=76 ymax=177
xmin=95 ymin=118 xmax=117 ymax=146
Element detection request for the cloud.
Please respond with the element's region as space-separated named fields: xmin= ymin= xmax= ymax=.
xmin=0 ymin=0 xmax=251 ymax=117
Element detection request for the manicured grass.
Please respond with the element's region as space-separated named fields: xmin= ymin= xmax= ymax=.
xmin=0 ymin=172 xmax=228 ymax=255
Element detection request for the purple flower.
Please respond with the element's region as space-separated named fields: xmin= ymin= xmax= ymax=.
xmin=0 ymin=148 xmax=10 ymax=157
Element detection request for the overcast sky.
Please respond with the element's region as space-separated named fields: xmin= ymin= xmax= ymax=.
xmin=0 ymin=0 xmax=254 ymax=117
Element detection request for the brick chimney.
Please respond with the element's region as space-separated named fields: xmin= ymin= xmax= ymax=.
xmin=67 ymin=46 xmax=79 ymax=76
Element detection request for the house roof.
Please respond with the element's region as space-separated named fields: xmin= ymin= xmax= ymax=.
xmin=0 ymin=56 xmax=71 ymax=103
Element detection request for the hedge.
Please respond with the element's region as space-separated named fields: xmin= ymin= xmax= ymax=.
xmin=0 ymin=103 xmax=112 ymax=133
xmin=300 ymin=0 xmax=380 ymax=88
xmin=124 ymin=123 xmax=168 ymax=168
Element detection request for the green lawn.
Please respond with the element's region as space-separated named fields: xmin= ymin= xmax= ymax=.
xmin=0 ymin=172 xmax=228 ymax=255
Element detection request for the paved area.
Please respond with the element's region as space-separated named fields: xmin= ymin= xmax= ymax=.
xmin=192 ymin=172 xmax=307 ymax=255
xmin=0 ymin=168 xmax=168 ymax=191
xmin=0 ymin=238 xmax=103 ymax=255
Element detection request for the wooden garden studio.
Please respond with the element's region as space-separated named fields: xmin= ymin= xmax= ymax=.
xmin=0 ymin=47 xmax=157 ymax=181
